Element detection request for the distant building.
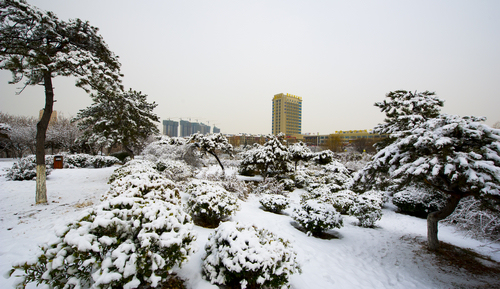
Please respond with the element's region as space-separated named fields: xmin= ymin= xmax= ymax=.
xmin=213 ymin=126 xmax=220 ymax=134
xmin=162 ymin=120 xmax=178 ymax=137
xmin=272 ymin=93 xmax=302 ymax=137
xmin=39 ymin=110 xmax=57 ymax=126
xmin=200 ymin=123 xmax=211 ymax=134
xmin=179 ymin=120 xmax=193 ymax=137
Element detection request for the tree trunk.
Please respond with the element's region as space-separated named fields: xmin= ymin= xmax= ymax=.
xmin=427 ymin=194 xmax=461 ymax=250
xmin=208 ymin=151 xmax=225 ymax=173
xmin=35 ymin=71 xmax=54 ymax=204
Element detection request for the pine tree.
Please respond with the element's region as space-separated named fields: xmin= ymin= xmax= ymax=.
xmin=0 ymin=0 xmax=122 ymax=203
xmin=356 ymin=91 xmax=500 ymax=250
xmin=73 ymin=89 xmax=159 ymax=157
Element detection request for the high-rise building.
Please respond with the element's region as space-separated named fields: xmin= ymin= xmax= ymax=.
xmin=272 ymin=93 xmax=302 ymax=136
xmin=180 ymin=120 xmax=193 ymax=137
xmin=163 ymin=120 xmax=178 ymax=137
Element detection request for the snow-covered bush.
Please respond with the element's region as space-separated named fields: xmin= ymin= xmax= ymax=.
xmin=202 ymin=222 xmax=301 ymax=289
xmin=185 ymin=180 xmax=240 ymax=227
xmin=444 ymin=196 xmax=500 ymax=241
xmin=312 ymin=150 xmax=334 ymax=165
xmin=292 ymin=199 xmax=343 ymax=236
xmin=154 ymin=159 xmax=193 ymax=182
xmin=320 ymin=161 xmax=353 ymax=191
xmin=6 ymin=156 xmax=52 ymax=180
xmin=85 ymin=155 xmax=119 ymax=168
xmin=259 ymin=194 xmax=290 ymax=214
xmin=11 ymin=167 xmax=197 ymax=289
xmin=279 ymin=178 xmax=295 ymax=191
xmin=392 ymin=187 xmax=446 ymax=218
xmin=324 ymin=190 xmax=357 ymax=214
xmin=108 ymin=159 xmax=157 ymax=184
xmin=238 ymin=134 xmax=292 ymax=179
xmin=253 ymin=178 xmax=285 ymax=195
xmin=348 ymin=194 xmax=383 ymax=228
xmin=293 ymin=169 xmax=314 ymax=189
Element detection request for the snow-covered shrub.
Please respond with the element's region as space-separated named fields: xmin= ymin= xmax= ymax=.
xmin=392 ymin=187 xmax=446 ymax=218
xmin=324 ymin=190 xmax=357 ymax=214
xmin=108 ymin=159 xmax=157 ymax=184
xmin=259 ymin=194 xmax=290 ymax=214
xmin=238 ymin=135 xmax=292 ymax=179
xmin=253 ymin=178 xmax=285 ymax=195
xmin=64 ymin=153 xmax=89 ymax=168
xmin=312 ymin=150 xmax=334 ymax=165
xmin=202 ymin=222 xmax=301 ymax=289
xmin=292 ymin=199 xmax=343 ymax=236
xmin=444 ymin=196 xmax=500 ymax=241
xmin=12 ymin=170 xmax=196 ymax=289
xmin=301 ymin=184 xmax=331 ymax=201
xmin=6 ymin=156 xmax=52 ymax=180
xmin=185 ymin=180 xmax=240 ymax=227
xmin=293 ymin=169 xmax=314 ymax=189
xmin=155 ymin=159 xmax=193 ymax=181
xmin=320 ymin=161 xmax=353 ymax=191
xmin=86 ymin=155 xmax=119 ymax=168
xmin=279 ymin=178 xmax=295 ymax=191
xmin=348 ymin=194 xmax=383 ymax=228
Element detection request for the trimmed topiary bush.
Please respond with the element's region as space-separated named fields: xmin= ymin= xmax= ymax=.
xmin=202 ymin=222 xmax=301 ymax=289
xmin=348 ymin=194 xmax=383 ymax=228
xmin=185 ymin=180 xmax=240 ymax=228
xmin=292 ymin=199 xmax=343 ymax=236
xmin=323 ymin=190 xmax=357 ymax=215
xmin=259 ymin=194 xmax=290 ymax=214
xmin=392 ymin=187 xmax=446 ymax=218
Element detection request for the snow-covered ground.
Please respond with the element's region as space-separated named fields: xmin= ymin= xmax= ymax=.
xmin=1 ymin=159 xmax=499 ymax=289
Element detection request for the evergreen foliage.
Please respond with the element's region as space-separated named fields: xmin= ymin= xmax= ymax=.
xmin=292 ymin=199 xmax=343 ymax=236
xmin=259 ymin=194 xmax=290 ymax=214
xmin=10 ymin=160 xmax=196 ymax=289
xmin=202 ymin=222 xmax=301 ymax=289
xmin=185 ymin=180 xmax=240 ymax=228
xmin=73 ymin=89 xmax=159 ymax=157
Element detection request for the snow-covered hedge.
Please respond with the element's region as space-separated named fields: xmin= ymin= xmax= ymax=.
xmin=185 ymin=180 xmax=240 ymax=227
xmin=11 ymin=162 xmax=197 ymax=289
xmin=292 ymin=199 xmax=343 ymax=236
xmin=259 ymin=194 xmax=290 ymax=214
xmin=62 ymin=153 xmax=119 ymax=168
xmin=6 ymin=156 xmax=52 ymax=180
xmin=392 ymin=187 xmax=446 ymax=218
xmin=253 ymin=178 xmax=285 ymax=195
xmin=202 ymin=222 xmax=301 ymax=289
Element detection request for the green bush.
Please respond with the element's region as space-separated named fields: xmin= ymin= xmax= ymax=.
xmin=259 ymin=194 xmax=290 ymax=214
xmin=392 ymin=187 xmax=446 ymax=218
xmin=292 ymin=199 xmax=343 ymax=236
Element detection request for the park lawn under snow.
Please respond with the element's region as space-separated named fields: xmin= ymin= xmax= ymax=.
xmin=1 ymin=159 xmax=499 ymax=289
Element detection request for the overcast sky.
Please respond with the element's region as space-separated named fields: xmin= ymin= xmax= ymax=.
xmin=1 ymin=0 xmax=499 ymax=135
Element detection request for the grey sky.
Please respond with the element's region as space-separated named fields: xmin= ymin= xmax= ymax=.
xmin=1 ymin=0 xmax=499 ymax=134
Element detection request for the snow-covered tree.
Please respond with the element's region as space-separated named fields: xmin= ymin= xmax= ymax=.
xmin=357 ymin=111 xmax=500 ymax=249
xmin=189 ymin=133 xmax=233 ymax=172
xmin=1 ymin=0 xmax=122 ymax=204
xmin=239 ymin=134 xmax=292 ymax=179
xmin=73 ymin=89 xmax=159 ymax=157
xmin=372 ymin=90 xmax=443 ymax=150
xmin=288 ymin=141 xmax=313 ymax=171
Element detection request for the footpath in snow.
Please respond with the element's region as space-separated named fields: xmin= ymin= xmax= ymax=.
xmin=1 ymin=160 xmax=499 ymax=289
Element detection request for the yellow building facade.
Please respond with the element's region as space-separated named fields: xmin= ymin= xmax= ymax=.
xmin=272 ymin=93 xmax=302 ymax=137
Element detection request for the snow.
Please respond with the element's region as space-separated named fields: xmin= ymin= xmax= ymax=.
xmin=1 ymin=159 xmax=500 ymax=288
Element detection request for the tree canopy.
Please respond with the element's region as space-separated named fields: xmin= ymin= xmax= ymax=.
xmin=73 ymin=89 xmax=159 ymax=156
xmin=355 ymin=90 xmax=500 ymax=250
xmin=1 ymin=0 xmax=122 ymax=203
